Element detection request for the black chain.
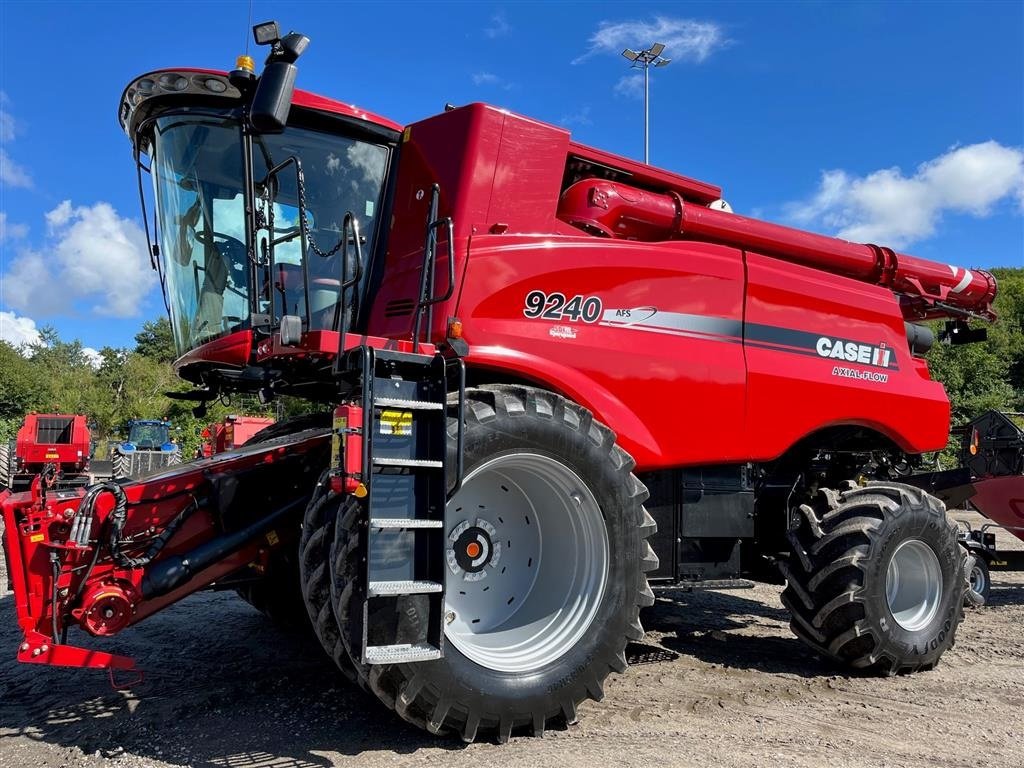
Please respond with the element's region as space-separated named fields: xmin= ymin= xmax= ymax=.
xmin=297 ymin=163 xmax=346 ymax=259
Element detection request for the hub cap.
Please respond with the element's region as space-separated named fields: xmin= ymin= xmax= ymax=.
xmin=444 ymin=453 xmax=609 ymax=672
xmin=885 ymin=539 xmax=943 ymax=632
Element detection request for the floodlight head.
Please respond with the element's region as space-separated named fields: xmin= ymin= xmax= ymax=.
xmin=655 ymin=58 xmax=671 ymax=67
xmin=253 ymin=21 xmax=280 ymax=46
xmin=622 ymin=49 xmax=640 ymax=61
xmin=649 ymin=42 xmax=665 ymax=57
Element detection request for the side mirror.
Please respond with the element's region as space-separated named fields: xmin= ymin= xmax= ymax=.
xmin=249 ymin=24 xmax=310 ymax=134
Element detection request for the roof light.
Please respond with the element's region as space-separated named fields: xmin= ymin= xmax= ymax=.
xmin=235 ymin=55 xmax=256 ymax=74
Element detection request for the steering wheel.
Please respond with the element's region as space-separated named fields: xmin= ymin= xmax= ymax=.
xmin=195 ymin=230 xmax=248 ymax=267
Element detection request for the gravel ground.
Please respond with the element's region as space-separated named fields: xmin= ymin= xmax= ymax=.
xmin=1 ymin=511 xmax=1021 ymax=768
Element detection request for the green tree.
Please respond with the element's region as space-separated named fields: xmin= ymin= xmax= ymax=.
xmin=133 ymin=318 xmax=176 ymax=363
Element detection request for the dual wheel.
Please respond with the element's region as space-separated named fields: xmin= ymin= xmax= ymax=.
xmin=299 ymin=385 xmax=657 ymax=741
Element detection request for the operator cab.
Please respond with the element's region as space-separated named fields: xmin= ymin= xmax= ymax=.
xmin=119 ymin=28 xmax=402 ymax=398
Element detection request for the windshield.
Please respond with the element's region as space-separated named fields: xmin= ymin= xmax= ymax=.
xmin=151 ymin=113 xmax=390 ymax=354
xmin=129 ymin=423 xmax=170 ymax=449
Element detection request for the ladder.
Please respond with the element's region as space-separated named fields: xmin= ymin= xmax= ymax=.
xmin=341 ymin=345 xmax=463 ymax=665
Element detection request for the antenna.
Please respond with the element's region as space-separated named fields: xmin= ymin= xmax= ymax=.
xmin=244 ymin=0 xmax=253 ymax=57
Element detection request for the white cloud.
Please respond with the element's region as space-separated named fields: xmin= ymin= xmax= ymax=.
xmin=82 ymin=347 xmax=103 ymax=368
xmin=574 ymin=16 xmax=727 ymax=65
xmin=560 ymin=106 xmax=593 ymax=128
xmin=484 ymin=12 xmax=510 ymax=39
xmin=0 ymin=108 xmax=14 ymax=143
xmin=788 ymin=141 xmax=1024 ymax=247
xmin=0 ymin=310 xmax=41 ymax=348
xmin=0 ymin=310 xmax=102 ymax=367
xmin=0 ymin=148 xmax=32 ymax=188
xmin=472 ymin=71 xmax=515 ymax=90
xmin=0 ymin=212 xmax=28 ymax=242
xmin=3 ymin=201 xmax=155 ymax=318
xmin=0 ymin=94 xmax=31 ymax=188
xmin=472 ymin=71 xmax=499 ymax=85
xmin=614 ymin=74 xmax=644 ymax=100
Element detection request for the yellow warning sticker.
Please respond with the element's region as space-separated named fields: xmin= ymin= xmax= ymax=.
xmin=265 ymin=530 xmax=280 ymax=546
xmin=379 ymin=410 xmax=413 ymax=437
xmin=30 ymin=533 xmax=45 ymax=543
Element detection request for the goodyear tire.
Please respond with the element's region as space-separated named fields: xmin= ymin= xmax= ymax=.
xmin=780 ymin=482 xmax=965 ymax=674
xmin=330 ymin=385 xmax=657 ymax=741
xmin=232 ymin=414 xmax=332 ymax=631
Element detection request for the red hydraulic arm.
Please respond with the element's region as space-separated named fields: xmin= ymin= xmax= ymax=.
xmin=557 ymin=179 xmax=997 ymax=321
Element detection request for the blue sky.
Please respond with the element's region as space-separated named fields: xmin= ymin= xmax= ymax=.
xmin=1 ymin=1 xmax=1022 ymax=355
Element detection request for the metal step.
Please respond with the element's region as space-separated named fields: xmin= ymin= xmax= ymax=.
xmin=370 ymin=518 xmax=445 ymax=529
xmin=364 ymin=642 xmax=443 ymax=665
xmin=373 ymin=457 xmax=443 ymax=469
xmin=368 ymin=579 xmax=444 ymax=597
xmin=374 ymin=397 xmax=444 ymax=411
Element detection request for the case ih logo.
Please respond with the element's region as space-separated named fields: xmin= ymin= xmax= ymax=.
xmin=815 ymin=336 xmax=894 ymax=369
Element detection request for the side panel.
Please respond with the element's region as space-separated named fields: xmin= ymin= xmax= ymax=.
xmin=457 ymin=236 xmax=748 ymax=469
xmin=743 ymin=252 xmax=950 ymax=457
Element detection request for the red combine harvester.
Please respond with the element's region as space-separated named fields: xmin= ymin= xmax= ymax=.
xmin=200 ymin=415 xmax=276 ymax=458
xmin=0 ymin=22 xmax=1000 ymax=742
xmin=3 ymin=414 xmax=94 ymax=492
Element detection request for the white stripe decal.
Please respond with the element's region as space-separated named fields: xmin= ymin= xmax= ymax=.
xmin=952 ymin=268 xmax=973 ymax=294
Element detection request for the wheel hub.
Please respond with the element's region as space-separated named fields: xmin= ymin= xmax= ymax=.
xmin=447 ymin=520 xmax=502 ymax=578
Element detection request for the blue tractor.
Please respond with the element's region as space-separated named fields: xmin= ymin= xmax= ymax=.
xmin=111 ymin=419 xmax=181 ymax=478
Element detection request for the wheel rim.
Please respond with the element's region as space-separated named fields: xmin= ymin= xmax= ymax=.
xmin=444 ymin=453 xmax=609 ymax=672
xmin=970 ymin=562 xmax=987 ymax=594
xmin=885 ymin=539 xmax=943 ymax=631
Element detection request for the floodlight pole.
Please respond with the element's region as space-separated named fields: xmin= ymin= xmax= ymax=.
xmin=622 ymin=44 xmax=671 ymax=164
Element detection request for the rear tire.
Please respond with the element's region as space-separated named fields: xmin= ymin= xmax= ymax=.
xmin=780 ymin=482 xmax=965 ymax=674
xmin=330 ymin=385 xmax=657 ymax=741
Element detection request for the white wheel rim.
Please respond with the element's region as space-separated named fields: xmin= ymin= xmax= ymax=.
xmin=444 ymin=453 xmax=609 ymax=672
xmin=885 ymin=539 xmax=943 ymax=632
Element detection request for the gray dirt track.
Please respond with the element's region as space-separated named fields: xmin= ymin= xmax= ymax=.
xmin=1 ymin=511 xmax=1021 ymax=768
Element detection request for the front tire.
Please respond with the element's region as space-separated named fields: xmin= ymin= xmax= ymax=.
xmin=331 ymin=385 xmax=657 ymax=741
xmin=232 ymin=415 xmax=332 ymax=631
xmin=780 ymin=482 xmax=965 ymax=674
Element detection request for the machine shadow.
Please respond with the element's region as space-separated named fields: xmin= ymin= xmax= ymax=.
xmin=644 ymin=586 xmax=840 ymax=678
xmin=985 ymin=581 xmax=1024 ymax=607
xmin=0 ymin=589 xmax=466 ymax=767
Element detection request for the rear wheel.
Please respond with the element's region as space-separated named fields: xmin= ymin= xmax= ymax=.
xmin=781 ymin=482 xmax=965 ymax=674
xmin=329 ymin=385 xmax=657 ymax=741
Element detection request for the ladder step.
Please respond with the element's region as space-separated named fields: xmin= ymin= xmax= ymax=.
xmin=364 ymin=642 xmax=442 ymax=665
xmin=370 ymin=518 xmax=444 ymax=529
xmin=373 ymin=457 xmax=443 ymax=468
xmin=368 ymin=579 xmax=443 ymax=597
xmin=374 ymin=397 xmax=444 ymax=411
